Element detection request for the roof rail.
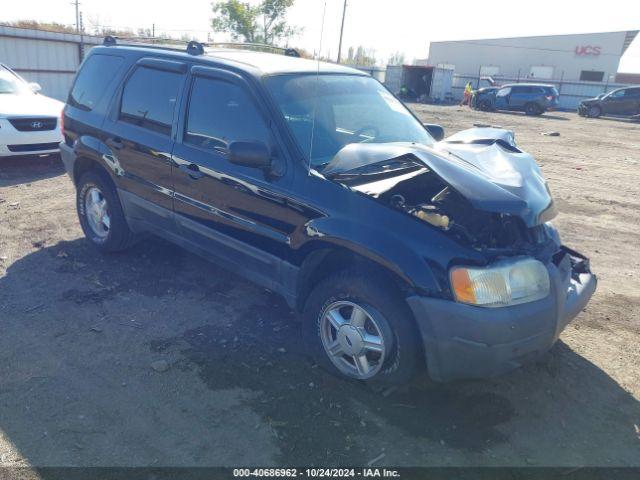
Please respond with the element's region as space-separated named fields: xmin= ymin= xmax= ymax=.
xmin=103 ymin=35 xmax=206 ymax=55
xmin=207 ymin=42 xmax=300 ymax=57
xmin=102 ymin=36 xmax=300 ymax=58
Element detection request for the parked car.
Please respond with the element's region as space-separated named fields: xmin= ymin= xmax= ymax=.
xmin=474 ymin=83 xmax=560 ymax=115
xmin=578 ymin=86 xmax=640 ymax=118
xmin=471 ymin=86 xmax=499 ymax=111
xmin=60 ymin=39 xmax=596 ymax=385
xmin=0 ymin=63 xmax=64 ymax=158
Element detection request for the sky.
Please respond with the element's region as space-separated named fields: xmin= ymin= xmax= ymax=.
xmin=3 ymin=0 xmax=640 ymax=72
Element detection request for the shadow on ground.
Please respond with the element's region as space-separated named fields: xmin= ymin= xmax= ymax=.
xmin=0 ymin=154 xmax=64 ymax=188
xmin=1 ymin=233 xmax=639 ymax=468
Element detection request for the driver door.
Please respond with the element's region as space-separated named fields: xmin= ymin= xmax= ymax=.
xmin=602 ymin=89 xmax=629 ymax=115
xmin=494 ymin=87 xmax=512 ymax=110
xmin=171 ymin=66 xmax=297 ymax=290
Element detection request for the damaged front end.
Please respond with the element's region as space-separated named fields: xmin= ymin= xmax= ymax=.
xmin=320 ymin=127 xmax=597 ymax=381
xmin=322 ymin=128 xmax=558 ymax=257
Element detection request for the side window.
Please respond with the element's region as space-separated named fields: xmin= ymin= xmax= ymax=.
xmin=69 ymin=54 xmax=124 ymax=111
xmin=496 ymin=87 xmax=511 ymax=97
xmin=511 ymin=86 xmax=525 ymax=94
xmin=185 ymin=76 xmax=270 ymax=152
xmin=119 ymin=66 xmax=182 ymax=135
xmin=629 ymin=88 xmax=640 ymax=98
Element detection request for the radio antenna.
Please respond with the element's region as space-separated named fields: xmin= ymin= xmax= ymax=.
xmin=308 ymin=0 xmax=327 ymax=176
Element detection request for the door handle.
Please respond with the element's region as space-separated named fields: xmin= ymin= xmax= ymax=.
xmin=179 ymin=163 xmax=205 ymax=180
xmin=107 ymin=137 xmax=124 ymax=151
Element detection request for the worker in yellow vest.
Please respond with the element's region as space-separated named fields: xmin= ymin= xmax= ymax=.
xmin=460 ymin=82 xmax=473 ymax=106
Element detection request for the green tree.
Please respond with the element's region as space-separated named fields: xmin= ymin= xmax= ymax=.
xmin=211 ymin=0 xmax=300 ymax=45
xmin=345 ymin=46 xmax=377 ymax=67
xmin=388 ymin=51 xmax=405 ymax=66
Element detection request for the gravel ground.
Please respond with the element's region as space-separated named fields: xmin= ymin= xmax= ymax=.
xmin=0 ymin=105 xmax=639 ymax=469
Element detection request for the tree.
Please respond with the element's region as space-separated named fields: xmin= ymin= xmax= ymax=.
xmin=388 ymin=51 xmax=405 ymax=66
xmin=344 ymin=45 xmax=377 ymax=67
xmin=6 ymin=20 xmax=76 ymax=34
xmin=211 ymin=0 xmax=300 ymax=45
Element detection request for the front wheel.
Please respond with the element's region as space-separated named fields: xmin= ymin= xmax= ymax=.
xmin=303 ymin=270 xmax=421 ymax=385
xmin=77 ymin=169 xmax=135 ymax=252
xmin=587 ymin=105 xmax=602 ymax=118
xmin=479 ymin=99 xmax=493 ymax=111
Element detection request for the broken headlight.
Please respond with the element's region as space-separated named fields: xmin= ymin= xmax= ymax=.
xmin=450 ymin=257 xmax=550 ymax=307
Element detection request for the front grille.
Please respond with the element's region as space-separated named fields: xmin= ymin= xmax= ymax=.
xmin=8 ymin=117 xmax=57 ymax=132
xmin=7 ymin=142 xmax=60 ymax=152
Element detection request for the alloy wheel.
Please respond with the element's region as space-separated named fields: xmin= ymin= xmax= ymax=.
xmin=84 ymin=186 xmax=111 ymax=239
xmin=319 ymin=301 xmax=387 ymax=380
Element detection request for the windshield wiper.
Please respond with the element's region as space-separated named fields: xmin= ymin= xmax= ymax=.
xmin=329 ymin=157 xmax=423 ymax=180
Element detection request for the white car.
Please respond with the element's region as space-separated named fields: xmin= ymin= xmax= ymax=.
xmin=0 ymin=63 xmax=64 ymax=157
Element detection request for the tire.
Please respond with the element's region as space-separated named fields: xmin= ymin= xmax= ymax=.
xmin=479 ymin=100 xmax=493 ymax=112
xmin=303 ymin=269 xmax=421 ymax=385
xmin=587 ymin=105 xmax=602 ymax=118
xmin=525 ymin=102 xmax=542 ymax=116
xmin=76 ymin=169 xmax=135 ymax=252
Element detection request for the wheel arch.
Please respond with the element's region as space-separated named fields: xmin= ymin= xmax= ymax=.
xmin=73 ymin=155 xmax=112 ymax=184
xmin=294 ymin=242 xmax=416 ymax=313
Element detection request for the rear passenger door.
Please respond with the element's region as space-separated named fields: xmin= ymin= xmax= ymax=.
xmin=102 ymin=58 xmax=186 ymax=231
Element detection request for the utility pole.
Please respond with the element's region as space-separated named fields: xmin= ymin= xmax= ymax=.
xmin=72 ymin=0 xmax=81 ymax=33
xmin=79 ymin=11 xmax=85 ymax=61
xmin=336 ymin=0 xmax=347 ymax=64
xmin=152 ymin=23 xmax=155 ymax=38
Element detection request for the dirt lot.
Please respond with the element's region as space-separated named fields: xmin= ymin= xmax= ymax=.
xmin=1 ymin=106 xmax=639 ymax=469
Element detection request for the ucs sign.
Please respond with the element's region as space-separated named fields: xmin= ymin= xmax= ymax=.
xmin=575 ymin=46 xmax=601 ymax=56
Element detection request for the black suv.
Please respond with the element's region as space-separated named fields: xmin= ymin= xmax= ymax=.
xmin=578 ymin=86 xmax=640 ymax=118
xmin=60 ymin=38 xmax=596 ymax=384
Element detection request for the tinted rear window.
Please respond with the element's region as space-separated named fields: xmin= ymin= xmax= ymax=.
xmin=69 ymin=54 xmax=124 ymax=111
xmin=119 ymin=66 xmax=183 ymax=135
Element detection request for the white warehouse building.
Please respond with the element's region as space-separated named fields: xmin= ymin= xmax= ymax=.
xmin=427 ymin=30 xmax=638 ymax=83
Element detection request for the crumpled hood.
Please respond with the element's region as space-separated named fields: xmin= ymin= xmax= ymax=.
xmin=0 ymin=93 xmax=64 ymax=118
xmin=324 ymin=128 xmax=557 ymax=227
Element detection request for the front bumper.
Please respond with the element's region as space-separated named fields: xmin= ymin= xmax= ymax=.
xmin=0 ymin=118 xmax=62 ymax=157
xmin=577 ymin=103 xmax=591 ymax=116
xmin=407 ymin=247 xmax=597 ymax=382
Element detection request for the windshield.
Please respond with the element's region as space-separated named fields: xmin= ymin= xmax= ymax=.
xmin=265 ymin=74 xmax=434 ymax=166
xmin=0 ymin=66 xmax=30 ymax=95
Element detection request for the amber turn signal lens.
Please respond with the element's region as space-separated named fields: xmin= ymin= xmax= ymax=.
xmin=450 ymin=268 xmax=476 ymax=304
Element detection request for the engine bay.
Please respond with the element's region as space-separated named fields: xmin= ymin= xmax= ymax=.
xmin=342 ymin=163 xmax=551 ymax=253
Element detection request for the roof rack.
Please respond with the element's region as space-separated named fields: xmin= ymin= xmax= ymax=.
xmin=102 ymin=35 xmax=299 ymax=58
xmin=207 ymin=42 xmax=300 ymax=57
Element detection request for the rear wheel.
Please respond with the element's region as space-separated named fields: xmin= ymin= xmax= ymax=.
xmin=303 ymin=269 xmax=421 ymax=385
xmin=525 ymin=102 xmax=543 ymax=116
xmin=587 ymin=105 xmax=602 ymax=118
xmin=77 ymin=169 xmax=135 ymax=252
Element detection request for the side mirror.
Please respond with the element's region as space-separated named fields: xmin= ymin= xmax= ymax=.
xmin=28 ymin=82 xmax=42 ymax=93
xmin=423 ymin=123 xmax=445 ymax=142
xmin=228 ymin=141 xmax=272 ymax=169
